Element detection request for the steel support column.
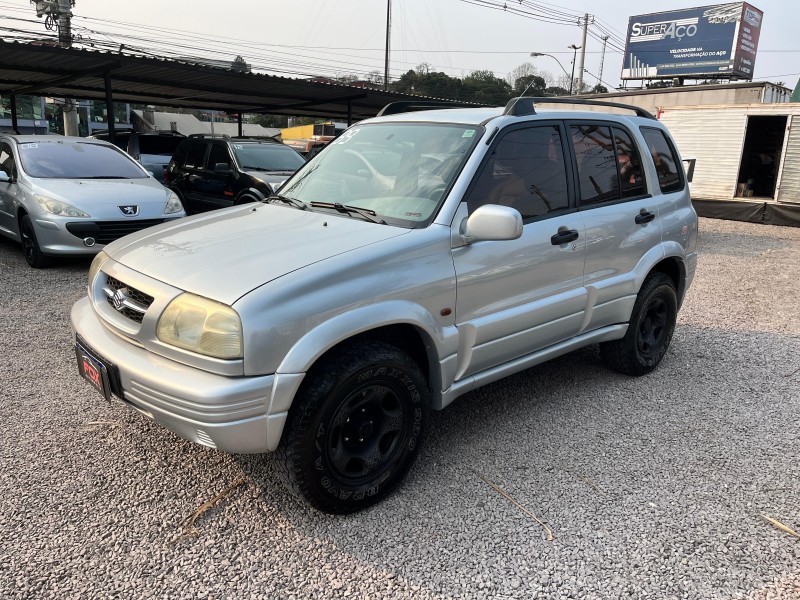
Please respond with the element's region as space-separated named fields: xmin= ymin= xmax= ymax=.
xmin=238 ymin=113 xmax=243 ymax=137
xmin=104 ymin=71 xmax=115 ymax=145
xmin=10 ymin=94 xmax=19 ymax=134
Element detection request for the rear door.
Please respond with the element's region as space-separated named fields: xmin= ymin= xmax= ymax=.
xmin=451 ymin=122 xmax=587 ymax=380
xmin=568 ymin=121 xmax=663 ymax=332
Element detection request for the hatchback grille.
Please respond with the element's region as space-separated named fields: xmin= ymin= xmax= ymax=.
xmin=66 ymin=219 xmax=167 ymax=245
xmin=104 ymin=275 xmax=154 ymax=324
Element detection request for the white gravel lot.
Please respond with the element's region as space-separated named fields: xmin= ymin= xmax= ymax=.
xmin=0 ymin=217 xmax=798 ymax=599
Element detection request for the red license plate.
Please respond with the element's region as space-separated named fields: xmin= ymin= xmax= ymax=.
xmin=76 ymin=344 xmax=112 ymax=402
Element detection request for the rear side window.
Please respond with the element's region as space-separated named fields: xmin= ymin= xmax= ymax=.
xmin=466 ymin=125 xmax=570 ymax=219
xmin=183 ymin=142 xmax=207 ymax=169
xmin=571 ymin=124 xmax=645 ymax=205
xmin=641 ymin=127 xmax=683 ymax=193
xmin=138 ymin=136 xmax=185 ymax=156
xmin=207 ymin=143 xmax=231 ymax=169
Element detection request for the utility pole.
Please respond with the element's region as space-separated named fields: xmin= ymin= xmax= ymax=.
xmin=576 ymin=13 xmax=590 ymax=95
xmin=598 ymin=35 xmax=609 ymax=91
xmin=384 ymin=0 xmax=391 ymax=91
xmin=33 ymin=1 xmax=79 ymax=135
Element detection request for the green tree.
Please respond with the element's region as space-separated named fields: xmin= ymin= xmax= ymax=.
xmin=544 ymin=85 xmax=569 ymax=97
xmin=590 ymin=84 xmax=609 ymax=94
xmin=461 ymin=70 xmax=512 ymax=105
xmin=513 ymin=75 xmax=547 ymax=96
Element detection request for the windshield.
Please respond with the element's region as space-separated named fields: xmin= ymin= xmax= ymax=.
xmin=280 ymin=122 xmax=482 ymax=226
xmin=18 ymin=141 xmax=148 ymax=179
xmin=231 ymin=143 xmax=306 ymax=171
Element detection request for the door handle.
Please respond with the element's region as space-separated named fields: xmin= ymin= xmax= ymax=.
xmin=551 ymin=229 xmax=579 ymax=245
xmin=635 ymin=210 xmax=656 ymax=224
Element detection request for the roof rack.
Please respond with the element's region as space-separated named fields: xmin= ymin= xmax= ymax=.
xmin=502 ymin=97 xmax=657 ymax=120
xmin=376 ymin=100 xmax=479 ymax=117
xmin=188 ymin=133 xmax=231 ymax=139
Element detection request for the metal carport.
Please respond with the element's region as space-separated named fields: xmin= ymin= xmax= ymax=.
xmin=0 ymin=39 xmax=454 ymax=141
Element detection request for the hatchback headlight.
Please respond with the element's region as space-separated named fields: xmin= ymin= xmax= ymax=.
xmin=164 ymin=189 xmax=183 ymax=214
xmin=34 ymin=194 xmax=90 ymax=217
xmin=157 ymin=293 xmax=243 ymax=359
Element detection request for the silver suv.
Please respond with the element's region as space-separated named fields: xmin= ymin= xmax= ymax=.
xmin=71 ymin=98 xmax=698 ymax=514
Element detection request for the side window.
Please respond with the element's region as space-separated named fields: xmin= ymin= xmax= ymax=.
xmin=613 ymin=127 xmax=645 ymax=199
xmin=183 ymin=142 xmax=207 ymax=169
xmin=0 ymin=143 xmax=15 ymax=176
xmin=571 ymin=124 xmax=616 ymax=204
xmin=641 ymin=127 xmax=683 ymax=193
xmin=465 ymin=125 xmax=570 ymax=219
xmin=571 ymin=124 xmax=645 ymax=205
xmin=206 ymin=143 xmax=231 ymax=170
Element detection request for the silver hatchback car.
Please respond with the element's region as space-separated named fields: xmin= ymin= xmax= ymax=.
xmin=71 ymin=98 xmax=698 ymax=513
xmin=0 ymin=134 xmax=185 ymax=267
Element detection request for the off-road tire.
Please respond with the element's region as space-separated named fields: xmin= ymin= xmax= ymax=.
xmin=601 ymin=272 xmax=677 ymax=376
xmin=275 ymin=340 xmax=430 ymax=514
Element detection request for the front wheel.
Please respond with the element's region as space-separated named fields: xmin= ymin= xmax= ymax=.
xmin=20 ymin=214 xmax=51 ymax=269
xmin=275 ymin=341 xmax=430 ymax=514
xmin=601 ymin=272 xmax=677 ymax=376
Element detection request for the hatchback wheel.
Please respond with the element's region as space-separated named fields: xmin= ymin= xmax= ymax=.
xmin=20 ymin=214 xmax=51 ymax=269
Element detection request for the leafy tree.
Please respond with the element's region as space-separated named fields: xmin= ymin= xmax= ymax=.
xmin=590 ymin=84 xmax=609 ymax=94
xmin=461 ymin=70 xmax=512 ymax=105
xmin=513 ymin=75 xmax=547 ymax=96
xmin=544 ymin=86 xmax=569 ymax=97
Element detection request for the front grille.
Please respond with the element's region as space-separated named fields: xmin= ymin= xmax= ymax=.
xmin=66 ymin=219 xmax=167 ymax=245
xmin=104 ymin=275 xmax=154 ymax=324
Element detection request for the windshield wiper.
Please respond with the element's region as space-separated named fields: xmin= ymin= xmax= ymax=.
xmin=84 ymin=176 xmax=128 ymax=179
xmin=309 ymin=202 xmax=386 ymax=224
xmin=267 ymin=194 xmax=307 ymax=210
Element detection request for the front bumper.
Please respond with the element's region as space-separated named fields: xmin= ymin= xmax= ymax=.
xmin=71 ymin=296 xmax=279 ymax=453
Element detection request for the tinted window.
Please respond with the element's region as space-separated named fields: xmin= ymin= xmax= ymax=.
xmin=571 ymin=124 xmax=645 ymax=205
xmin=232 ymin=143 xmax=305 ymax=171
xmin=137 ymin=136 xmax=185 ymax=155
xmin=184 ymin=142 xmax=207 ymax=169
xmin=207 ymin=143 xmax=231 ymax=169
xmin=466 ymin=125 xmax=570 ymax=219
xmin=641 ymin=127 xmax=683 ymax=193
xmin=18 ymin=141 xmax=147 ymax=179
xmin=613 ymin=127 xmax=645 ymax=199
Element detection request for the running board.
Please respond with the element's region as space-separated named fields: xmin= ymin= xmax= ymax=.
xmin=437 ymin=324 xmax=628 ymax=410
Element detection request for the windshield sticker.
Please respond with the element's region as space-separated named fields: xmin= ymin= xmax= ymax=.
xmin=462 ymin=130 xmax=476 ymax=138
xmin=20 ymin=143 xmax=39 ymax=149
xmin=334 ymin=128 xmax=360 ymax=145
xmin=234 ymin=144 xmax=244 ymax=149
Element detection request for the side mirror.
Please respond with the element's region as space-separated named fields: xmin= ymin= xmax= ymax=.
xmin=214 ymin=163 xmax=233 ymax=175
xmin=463 ymin=204 xmax=523 ymax=243
xmin=0 ymin=170 xmax=11 ymax=183
xmin=682 ymin=158 xmax=696 ymax=183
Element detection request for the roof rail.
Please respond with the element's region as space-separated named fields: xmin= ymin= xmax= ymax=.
xmin=503 ymin=97 xmax=657 ymax=120
xmin=376 ymin=100 xmax=478 ymax=117
xmin=188 ymin=133 xmax=231 ymax=139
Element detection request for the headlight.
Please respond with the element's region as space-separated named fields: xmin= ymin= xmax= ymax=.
xmin=88 ymin=250 xmax=109 ymax=287
xmin=34 ymin=194 xmax=90 ymax=217
xmin=157 ymin=293 xmax=243 ymax=359
xmin=164 ymin=189 xmax=183 ymax=214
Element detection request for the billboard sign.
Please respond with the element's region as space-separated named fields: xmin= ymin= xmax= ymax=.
xmin=621 ymin=3 xmax=763 ymax=80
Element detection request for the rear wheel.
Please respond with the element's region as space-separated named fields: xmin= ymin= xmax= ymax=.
xmin=275 ymin=341 xmax=430 ymax=514
xmin=601 ymin=272 xmax=677 ymax=376
xmin=20 ymin=214 xmax=51 ymax=269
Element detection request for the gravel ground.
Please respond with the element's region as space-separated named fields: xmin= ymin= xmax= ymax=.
xmin=0 ymin=217 xmax=798 ymax=599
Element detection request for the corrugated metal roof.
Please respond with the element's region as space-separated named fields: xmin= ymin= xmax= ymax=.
xmin=0 ymin=40 xmax=456 ymax=121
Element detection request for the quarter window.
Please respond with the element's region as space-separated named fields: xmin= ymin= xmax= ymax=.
xmin=466 ymin=125 xmax=570 ymax=219
xmin=641 ymin=127 xmax=683 ymax=193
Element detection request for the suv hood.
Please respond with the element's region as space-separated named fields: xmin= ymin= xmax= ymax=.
xmin=104 ymin=204 xmax=409 ymax=304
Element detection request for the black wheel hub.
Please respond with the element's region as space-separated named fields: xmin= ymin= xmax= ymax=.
xmin=21 ymin=222 xmax=37 ymax=263
xmin=638 ymin=296 xmax=668 ymax=356
xmin=325 ymin=384 xmax=407 ymax=483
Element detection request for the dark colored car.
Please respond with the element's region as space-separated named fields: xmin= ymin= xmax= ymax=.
xmin=166 ymin=134 xmax=305 ymax=213
xmin=88 ymin=129 xmax=186 ymax=182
